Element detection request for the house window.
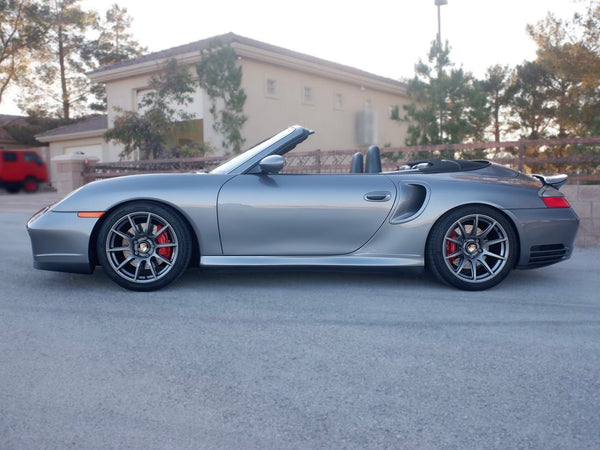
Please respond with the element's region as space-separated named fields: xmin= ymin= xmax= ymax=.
xmin=334 ymin=93 xmax=344 ymax=110
xmin=303 ymin=86 xmax=313 ymax=104
xmin=266 ymin=78 xmax=277 ymax=97
xmin=389 ymin=105 xmax=401 ymax=120
xmin=136 ymin=86 xmax=203 ymax=116
xmin=135 ymin=88 xmax=155 ymax=112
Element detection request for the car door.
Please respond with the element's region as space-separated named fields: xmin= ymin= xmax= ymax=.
xmin=23 ymin=151 xmax=48 ymax=182
xmin=217 ymin=173 xmax=396 ymax=256
xmin=1 ymin=151 xmax=20 ymax=182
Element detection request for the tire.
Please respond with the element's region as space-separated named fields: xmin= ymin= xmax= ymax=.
xmin=23 ymin=177 xmax=39 ymax=193
xmin=96 ymin=202 xmax=192 ymax=291
xmin=426 ymin=205 xmax=518 ymax=291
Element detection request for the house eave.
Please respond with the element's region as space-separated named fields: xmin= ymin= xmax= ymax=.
xmin=88 ymin=52 xmax=203 ymax=83
xmin=88 ymin=39 xmax=407 ymax=96
xmin=232 ymin=42 xmax=407 ymax=96
xmin=36 ymin=128 xmax=108 ymax=143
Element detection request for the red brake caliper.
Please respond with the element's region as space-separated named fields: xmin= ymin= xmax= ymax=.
xmin=155 ymin=225 xmax=171 ymax=258
xmin=446 ymin=231 xmax=457 ymax=264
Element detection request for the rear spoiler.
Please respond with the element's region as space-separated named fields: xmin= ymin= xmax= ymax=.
xmin=532 ymin=174 xmax=568 ymax=190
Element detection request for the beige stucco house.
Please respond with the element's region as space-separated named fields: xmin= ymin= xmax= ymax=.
xmin=38 ymin=32 xmax=410 ymax=181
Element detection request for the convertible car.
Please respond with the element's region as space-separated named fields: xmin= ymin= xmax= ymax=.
xmin=27 ymin=126 xmax=579 ymax=291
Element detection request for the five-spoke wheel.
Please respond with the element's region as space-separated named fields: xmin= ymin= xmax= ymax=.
xmin=97 ymin=202 xmax=192 ymax=291
xmin=426 ymin=206 xmax=517 ymax=290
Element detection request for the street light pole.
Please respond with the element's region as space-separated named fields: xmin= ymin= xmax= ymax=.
xmin=435 ymin=0 xmax=448 ymax=44
xmin=434 ymin=0 xmax=447 ymax=143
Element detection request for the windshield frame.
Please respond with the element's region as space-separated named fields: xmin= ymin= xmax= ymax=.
xmin=210 ymin=127 xmax=298 ymax=175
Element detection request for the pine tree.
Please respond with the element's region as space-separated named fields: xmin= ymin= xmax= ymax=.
xmin=507 ymin=61 xmax=555 ymax=140
xmin=17 ymin=0 xmax=96 ymax=119
xmin=403 ymin=40 xmax=489 ymax=152
xmin=527 ymin=4 xmax=600 ymax=136
xmin=91 ymin=3 xmax=145 ymax=66
xmin=87 ymin=4 xmax=145 ymax=111
xmin=481 ymin=65 xmax=513 ymax=142
xmin=0 ymin=0 xmax=45 ymax=105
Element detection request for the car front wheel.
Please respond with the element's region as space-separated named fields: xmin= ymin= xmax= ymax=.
xmin=426 ymin=206 xmax=517 ymax=290
xmin=97 ymin=202 xmax=192 ymax=291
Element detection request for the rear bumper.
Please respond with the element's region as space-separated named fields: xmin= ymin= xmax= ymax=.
xmin=506 ymin=207 xmax=580 ymax=269
xmin=27 ymin=209 xmax=98 ymax=274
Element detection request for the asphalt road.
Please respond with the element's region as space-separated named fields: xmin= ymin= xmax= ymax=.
xmin=1 ymin=195 xmax=600 ymax=449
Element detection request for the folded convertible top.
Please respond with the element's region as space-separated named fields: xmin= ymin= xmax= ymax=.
xmin=396 ymin=159 xmax=491 ymax=173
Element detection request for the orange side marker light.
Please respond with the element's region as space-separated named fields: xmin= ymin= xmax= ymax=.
xmin=77 ymin=212 xmax=105 ymax=218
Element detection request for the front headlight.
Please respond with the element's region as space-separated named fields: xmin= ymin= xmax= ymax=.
xmin=27 ymin=203 xmax=56 ymax=228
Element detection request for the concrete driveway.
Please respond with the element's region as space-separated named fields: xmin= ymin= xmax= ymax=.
xmin=1 ymin=192 xmax=599 ymax=449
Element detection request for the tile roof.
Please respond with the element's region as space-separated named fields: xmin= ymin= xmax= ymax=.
xmin=90 ymin=32 xmax=406 ymax=88
xmin=36 ymin=115 xmax=107 ymax=139
xmin=0 ymin=114 xmax=27 ymax=123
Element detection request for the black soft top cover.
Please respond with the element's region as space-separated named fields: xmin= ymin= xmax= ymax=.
xmin=396 ymin=159 xmax=491 ymax=174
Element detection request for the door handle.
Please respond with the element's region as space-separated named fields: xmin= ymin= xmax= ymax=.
xmin=364 ymin=191 xmax=391 ymax=202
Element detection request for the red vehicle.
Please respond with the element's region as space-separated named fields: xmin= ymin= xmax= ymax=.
xmin=0 ymin=149 xmax=49 ymax=193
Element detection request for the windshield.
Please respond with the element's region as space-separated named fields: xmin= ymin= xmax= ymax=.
xmin=210 ymin=127 xmax=296 ymax=174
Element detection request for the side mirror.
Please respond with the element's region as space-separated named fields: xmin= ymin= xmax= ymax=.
xmin=259 ymin=155 xmax=285 ymax=174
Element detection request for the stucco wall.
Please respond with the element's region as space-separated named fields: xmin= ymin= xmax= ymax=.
xmin=100 ymin=59 xmax=410 ymax=157
xmin=240 ymin=58 xmax=409 ymax=152
xmin=47 ymin=136 xmax=109 ymax=186
xmin=563 ymin=185 xmax=600 ymax=247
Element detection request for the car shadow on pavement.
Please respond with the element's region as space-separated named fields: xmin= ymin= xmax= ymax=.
xmin=31 ymin=265 xmax=436 ymax=292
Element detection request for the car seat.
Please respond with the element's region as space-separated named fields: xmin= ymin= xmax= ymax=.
xmin=365 ymin=145 xmax=382 ymax=173
xmin=350 ymin=152 xmax=364 ymax=173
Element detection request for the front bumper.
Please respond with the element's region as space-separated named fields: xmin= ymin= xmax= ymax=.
xmin=27 ymin=208 xmax=99 ymax=274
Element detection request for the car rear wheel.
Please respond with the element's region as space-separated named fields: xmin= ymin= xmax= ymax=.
xmin=426 ymin=206 xmax=517 ymax=290
xmin=97 ymin=202 xmax=192 ymax=291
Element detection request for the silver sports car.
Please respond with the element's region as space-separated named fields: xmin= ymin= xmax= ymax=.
xmin=27 ymin=126 xmax=579 ymax=291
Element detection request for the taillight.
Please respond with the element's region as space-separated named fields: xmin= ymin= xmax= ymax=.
xmin=542 ymin=196 xmax=570 ymax=208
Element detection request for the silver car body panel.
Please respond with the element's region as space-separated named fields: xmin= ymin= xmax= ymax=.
xmin=217 ymin=174 xmax=397 ymax=255
xmin=27 ymin=125 xmax=579 ymax=277
xmin=201 ymin=255 xmax=423 ymax=267
xmin=47 ymin=172 xmax=233 ymax=256
xmin=27 ymin=210 xmax=98 ymax=273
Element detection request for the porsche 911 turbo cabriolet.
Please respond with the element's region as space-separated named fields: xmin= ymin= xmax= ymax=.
xmin=27 ymin=125 xmax=579 ymax=291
